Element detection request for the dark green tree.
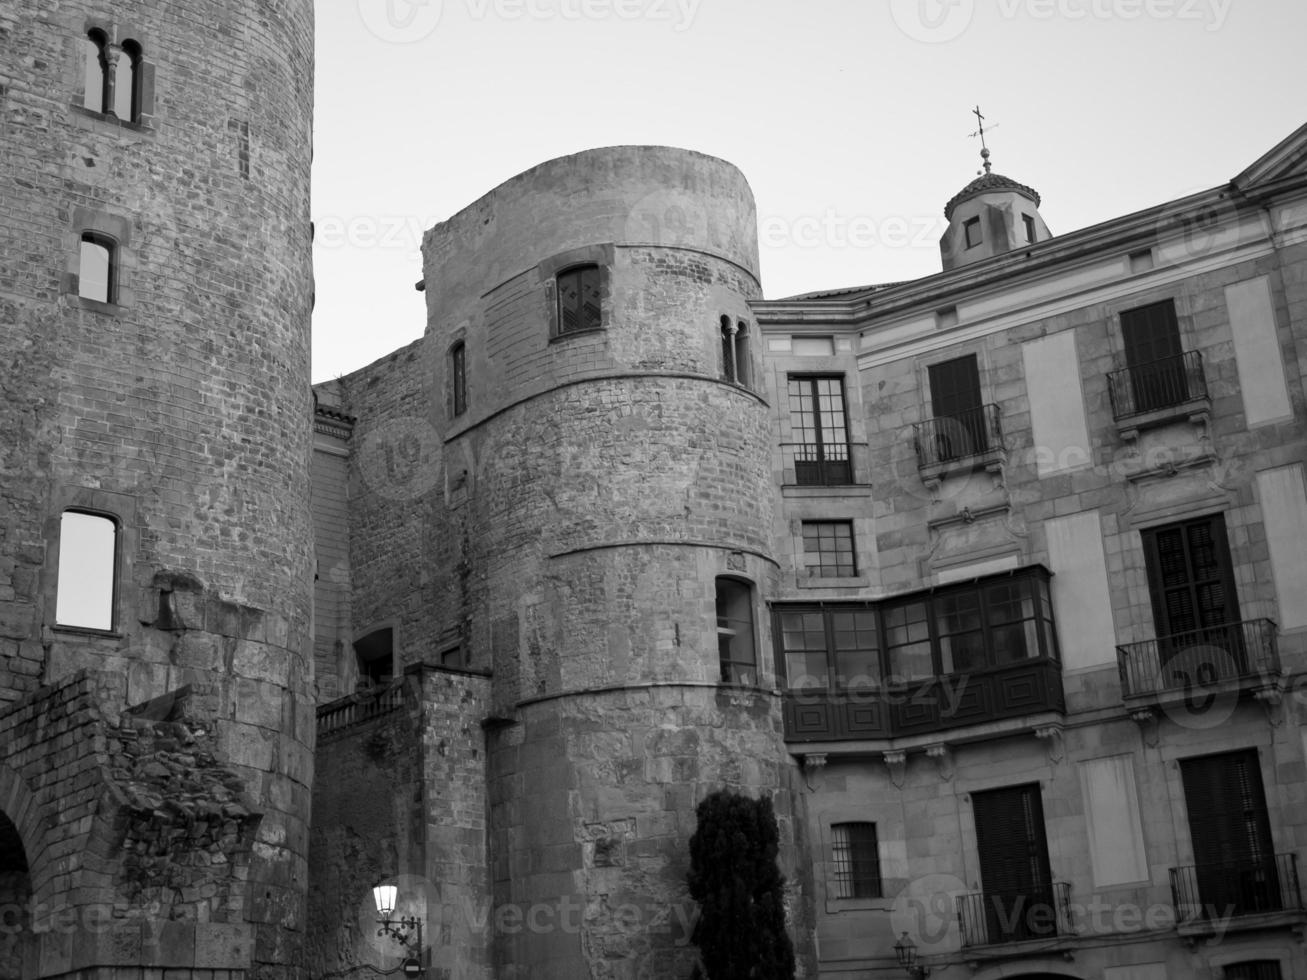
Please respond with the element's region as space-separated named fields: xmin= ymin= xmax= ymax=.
xmin=686 ymin=789 xmax=796 ymax=980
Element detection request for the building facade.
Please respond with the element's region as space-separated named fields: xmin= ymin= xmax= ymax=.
xmin=308 ymin=125 xmax=1307 ymax=980
xmin=756 ymin=128 xmax=1307 ymax=980
xmin=2 ymin=4 xmax=1305 ymax=978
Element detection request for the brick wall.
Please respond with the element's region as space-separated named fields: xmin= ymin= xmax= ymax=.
xmin=0 ymin=2 xmax=316 ymax=975
xmin=308 ymin=664 xmax=491 ymax=980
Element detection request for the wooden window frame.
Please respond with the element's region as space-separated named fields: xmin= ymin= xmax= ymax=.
xmin=787 ymin=374 xmax=853 ymax=486
xmin=801 ymin=520 xmax=856 ymax=578
xmin=772 ymin=566 xmax=1058 ymax=692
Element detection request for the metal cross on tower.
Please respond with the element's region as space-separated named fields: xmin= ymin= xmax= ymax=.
xmin=968 ymin=105 xmax=996 ymax=174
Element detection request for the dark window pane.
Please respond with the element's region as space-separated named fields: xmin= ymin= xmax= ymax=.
xmin=558 ymin=266 xmax=601 ymax=333
xmin=803 ymin=521 xmax=856 ymax=578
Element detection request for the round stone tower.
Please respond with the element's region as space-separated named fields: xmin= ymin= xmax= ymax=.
xmin=421 ymin=147 xmax=800 ymax=978
xmin=0 ymin=2 xmax=314 ymax=976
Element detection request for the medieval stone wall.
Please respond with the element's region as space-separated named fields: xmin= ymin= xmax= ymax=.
xmin=0 ymin=1 xmax=316 ymax=975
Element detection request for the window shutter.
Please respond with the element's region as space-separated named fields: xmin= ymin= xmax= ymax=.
xmin=1121 ymin=300 xmax=1182 ymax=367
xmin=972 ymin=783 xmax=1051 ymax=896
xmin=928 ymin=355 xmax=982 ymax=420
xmin=1181 ymin=750 xmax=1274 ymax=868
xmin=1142 ymin=514 xmax=1241 ymax=639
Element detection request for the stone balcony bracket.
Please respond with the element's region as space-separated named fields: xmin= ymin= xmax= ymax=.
xmin=883 ymin=750 xmax=907 ymax=788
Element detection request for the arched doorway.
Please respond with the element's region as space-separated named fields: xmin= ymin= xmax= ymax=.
xmin=0 ymin=810 xmax=31 ymax=980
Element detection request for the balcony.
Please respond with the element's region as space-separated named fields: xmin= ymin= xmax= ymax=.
xmin=913 ymin=404 xmax=1005 ymax=488
xmin=1106 ymin=350 xmax=1210 ymax=440
xmin=780 ymin=441 xmax=868 ymax=488
xmin=1171 ymin=854 xmax=1304 ymax=930
xmin=1116 ymin=619 xmax=1281 ymax=709
xmin=782 ymin=658 xmax=1065 ymax=743
xmin=957 ymin=881 xmax=1073 ymax=948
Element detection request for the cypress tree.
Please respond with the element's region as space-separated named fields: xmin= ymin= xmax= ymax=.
xmin=686 ymin=789 xmax=796 ymax=980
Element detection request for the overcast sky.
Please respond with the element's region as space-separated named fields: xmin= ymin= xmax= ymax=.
xmin=311 ymin=0 xmax=1306 ymax=382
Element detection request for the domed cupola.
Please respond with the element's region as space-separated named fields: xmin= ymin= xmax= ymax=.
xmin=940 ymin=137 xmax=1050 ymax=271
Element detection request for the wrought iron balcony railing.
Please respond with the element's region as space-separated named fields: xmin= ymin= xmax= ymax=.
xmin=1116 ymin=619 xmax=1279 ymax=699
xmin=913 ymin=404 xmax=1003 ymax=470
xmin=956 ymin=881 xmax=1072 ymax=947
xmin=1171 ymin=853 xmax=1303 ymax=923
xmin=1107 ymin=350 xmax=1208 ymax=420
xmin=781 ymin=441 xmax=864 ymax=486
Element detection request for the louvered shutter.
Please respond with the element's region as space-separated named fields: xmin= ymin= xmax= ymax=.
xmin=972 ymin=784 xmax=1054 ymax=942
xmin=1180 ymin=750 xmax=1277 ymax=915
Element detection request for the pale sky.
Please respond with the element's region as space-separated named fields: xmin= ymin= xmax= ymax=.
xmin=311 ymin=0 xmax=1306 ymax=382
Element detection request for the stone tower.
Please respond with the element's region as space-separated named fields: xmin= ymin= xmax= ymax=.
xmin=940 ymin=146 xmax=1051 ymax=270
xmin=0 ymin=2 xmax=314 ymax=977
xmin=414 ymin=146 xmax=802 ymax=978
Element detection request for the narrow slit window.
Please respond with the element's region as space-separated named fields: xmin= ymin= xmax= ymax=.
xmin=79 ymin=233 xmax=115 ymax=303
xmin=451 ymin=341 xmax=466 ymax=417
xmin=1022 ymin=213 xmax=1037 ymax=244
xmin=55 ymin=511 xmax=118 ymax=630
xmin=83 ymin=30 xmax=109 ymax=113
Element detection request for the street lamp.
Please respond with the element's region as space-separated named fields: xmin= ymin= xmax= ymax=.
xmin=893 ymin=932 xmax=930 ymax=978
xmin=372 ymin=883 xmax=424 ymax=975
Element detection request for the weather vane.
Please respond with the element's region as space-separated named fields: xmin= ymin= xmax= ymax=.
xmin=968 ymin=105 xmax=997 ymax=174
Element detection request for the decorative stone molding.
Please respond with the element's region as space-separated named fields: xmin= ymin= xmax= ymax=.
xmin=883 ymin=750 xmax=907 ymax=788
xmin=925 ymin=742 xmax=953 ymax=781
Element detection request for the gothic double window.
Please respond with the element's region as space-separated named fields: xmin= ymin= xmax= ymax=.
xmin=84 ymin=29 xmax=150 ymax=124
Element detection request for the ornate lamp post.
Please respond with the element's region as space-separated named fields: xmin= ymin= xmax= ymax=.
xmin=893 ymin=932 xmax=931 ymax=978
xmin=373 ymin=884 xmax=424 ymax=976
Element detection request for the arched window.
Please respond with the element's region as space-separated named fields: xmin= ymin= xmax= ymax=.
xmin=55 ymin=510 xmax=118 ymax=631
xmin=556 ymin=265 xmax=601 ymax=334
xmin=83 ymin=29 xmax=109 ymax=113
xmin=114 ymin=39 xmax=143 ymax=122
xmin=78 ymin=232 xmax=116 ymax=303
xmin=450 ymin=341 xmax=466 ymax=417
xmin=720 ymin=316 xmax=750 ymax=387
xmin=354 ymin=628 xmax=394 ymax=688
xmin=715 ymin=577 xmax=757 ymax=686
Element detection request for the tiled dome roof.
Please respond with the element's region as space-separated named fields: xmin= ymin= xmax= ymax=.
xmin=944 ymin=172 xmax=1041 ymax=220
